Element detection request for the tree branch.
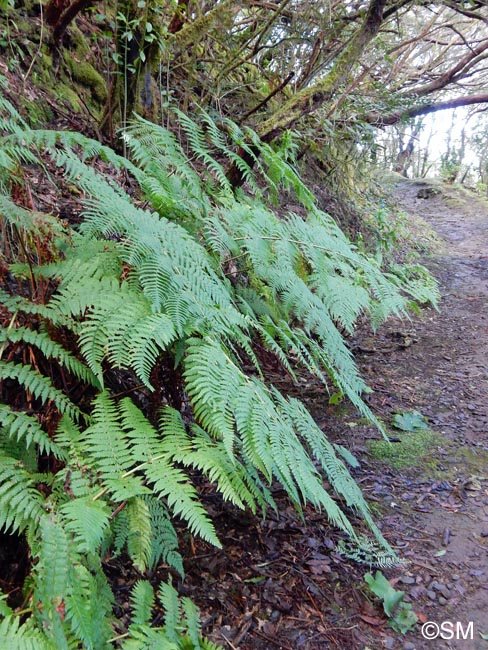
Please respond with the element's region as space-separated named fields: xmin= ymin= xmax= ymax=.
xmin=256 ymin=0 xmax=389 ymax=142
xmin=366 ymin=93 xmax=488 ymax=125
xmin=403 ymin=38 xmax=488 ymax=96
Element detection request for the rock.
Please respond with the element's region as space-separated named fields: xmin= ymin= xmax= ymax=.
xmin=385 ymin=637 xmax=395 ymax=649
xmin=400 ymin=575 xmax=416 ymax=585
xmin=417 ymin=186 xmax=441 ymax=199
xmin=470 ymin=569 xmax=484 ymax=577
xmin=427 ymin=590 xmax=437 ymax=601
xmin=404 ymin=643 xmax=416 ymax=650
xmin=410 ymin=586 xmax=425 ymax=598
xmin=438 ymin=596 xmax=448 ymax=605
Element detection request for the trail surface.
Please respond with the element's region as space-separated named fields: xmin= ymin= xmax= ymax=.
xmin=360 ymin=179 xmax=488 ymax=650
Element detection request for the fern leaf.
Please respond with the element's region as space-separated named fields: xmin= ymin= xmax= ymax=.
xmin=126 ymin=497 xmax=153 ymax=572
xmin=0 ymin=361 xmax=84 ymax=423
xmin=33 ymin=516 xmax=71 ymax=649
xmin=130 ymin=580 xmax=155 ymax=627
xmin=60 ymin=497 xmax=111 ymax=554
xmin=0 ymin=455 xmax=46 ymax=533
xmin=144 ymin=496 xmax=183 ymax=575
xmin=0 ymin=405 xmax=65 ymax=458
xmin=159 ymin=580 xmax=180 ymax=645
xmin=0 ymin=325 xmax=100 ymax=388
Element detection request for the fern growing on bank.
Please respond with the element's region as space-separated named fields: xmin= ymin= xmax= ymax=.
xmin=0 ymin=77 xmax=438 ymax=647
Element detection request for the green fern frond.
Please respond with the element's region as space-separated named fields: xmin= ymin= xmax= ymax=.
xmin=32 ymin=516 xmax=71 ymax=648
xmin=111 ymin=507 xmax=129 ymax=558
xmin=82 ymin=392 xmax=148 ymax=500
xmin=65 ymin=562 xmax=113 ymax=649
xmin=130 ymin=580 xmax=155 ymax=627
xmin=159 ymin=580 xmax=180 ymax=645
xmin=0 ymin=404 xmax=65 ymax=457
xmin=126 ymin=497 xmax=153 ymax=572
xmin=0 ymin=455 xmax=46 ymax=533
xmin=60 ymin=497 xmax=111 ymax=554
xmin=0 ymin=610 xmax=55 ymax=650
xmin=0 ymin=325 xmax=99 ymax=388
xmin=0 ymin=361 xmax=84 ymax=423
xmin=143 ymin=495 xmax=183 ymax=575
xmin=159 ymin=408 xmax=257 ymax=512
xmin=0 ymin=287 xmax=53 ymax=320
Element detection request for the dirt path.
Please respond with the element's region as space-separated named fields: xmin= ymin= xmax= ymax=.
xmin=359 ymin=179 xmax=488 ymax=650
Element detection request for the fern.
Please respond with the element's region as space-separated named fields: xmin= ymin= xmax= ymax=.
xmin=0 ymin=405 xmax=65 ymax=457
xmin=0 ymin=80 xmax=440 ymax=648
xmin=0 ymin=325 xmax=99 ymax=388
xmin=0 ymin=455 xmax=46 ymax=533
xmin=0 ymin=361 xmax=84 ymax=423
xmin=123 ymin=579 xmax=222 ymax=650
xmin=126 ymin=497 xmax=153 ymax=572
xmin=60 ymin=497 xmax=111 ymax=554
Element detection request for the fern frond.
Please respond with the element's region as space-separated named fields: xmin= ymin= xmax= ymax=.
xmin=143 ymin=495 xmax=183 ymax=575
xmin=60 ymin=497 xmax=111 ymax=554
xmin=159 ymin=580 xmax=181 ymax=645
xmin=159 ymin=408 xmax=257 ymax=512
xmin=0 ymin=455 xmax=46 ymax=533
xmin=0 ymin=611 xmax=55 ymax=650
xmin=82 ymin=392 xmax=148 ymax=500
xmin=32 ymin=516 xmax=71 ymax=648
xmin=0 ymin=404 xmax=65 ymax=458
xmin=65 ymin=563 xmax=113 ymax=649
xmin=130 ymin=580 xmax=155 ymax=627
xmin=126 ymin=497 xmax=153 ymax=572
xmin=0 ymin=325 xmax=100 ymax=388
xmin=0 ymin=361 xmax=84 ymax=423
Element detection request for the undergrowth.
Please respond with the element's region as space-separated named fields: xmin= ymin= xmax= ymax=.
xmin=0 ymin=75 xmax=439 ymax=648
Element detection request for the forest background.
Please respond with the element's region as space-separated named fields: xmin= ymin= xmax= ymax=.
xmin=0 ymin=0 xmax=488 ymax=648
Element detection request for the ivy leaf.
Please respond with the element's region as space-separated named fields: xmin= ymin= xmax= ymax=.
xmin=364 ymin=571 xmax=418 ymax=634
xmin=392 ymin=410 xmax=429 ymax=432
xmin=364 ymin=571 xmax=404 ymax=617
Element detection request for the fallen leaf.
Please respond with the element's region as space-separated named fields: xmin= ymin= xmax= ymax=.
xmin=359 ymin=614 xmax=385 ymax=626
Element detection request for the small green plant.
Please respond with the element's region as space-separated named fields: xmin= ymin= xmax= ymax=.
xmin=392 ymin=410 xmax=429 ymax=432
xmin=368 ymin=428 xmax=439 ymax=469
xmin=364 ymin=571 xmax=418 ymax=634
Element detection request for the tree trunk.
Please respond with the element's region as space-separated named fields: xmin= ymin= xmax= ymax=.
xmin=394 ymin=121 xmax=422 ymax=177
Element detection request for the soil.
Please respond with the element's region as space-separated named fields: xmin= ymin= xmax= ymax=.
xmin=183 ymin=178 xmax=488 ymax=650
xmin=355 ymin=179 xmax=488 ymax=650
xmin=369 ymin=179 xmax=488 ymax=650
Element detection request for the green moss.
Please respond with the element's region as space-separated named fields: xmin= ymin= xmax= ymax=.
xmin=453 ymin=446 xmax=488 ymax=473
xmin=22 ymin=99 xmax=53 ymax=126
xmin=35 ymin=48 xmax=54 ymax=84
xmin=69 ymin=25 xmax=91 ymax=58
xmin=57 ymin=83 xmax=83 ymax=111
xmin=13 ymin=18 xmax=34 ymax=35
xmin=65 ymin=53 xmax=107 ymax=104
xmin=368 ymin=429 xmax=442 ymax=469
